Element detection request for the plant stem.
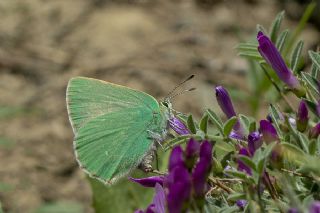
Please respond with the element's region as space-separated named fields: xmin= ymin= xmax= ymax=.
xmin=260 ymin=65 xmax=295 ymax=111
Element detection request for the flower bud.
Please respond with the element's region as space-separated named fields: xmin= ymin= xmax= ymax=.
xmin=296 ymin=100 xmax=308 ymax=132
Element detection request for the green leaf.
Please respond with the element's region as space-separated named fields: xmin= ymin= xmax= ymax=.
xmin=257 ymin=158 xmax=266 ymax=175
xmin=297 ymin=132 xmax=309 ymax=153
xmin=290 ymin=40 xmax=304 ymax=74
xmin=223 ymin=116 xmax=238 ymax=137
xmin=301 ymin=72 xmax=320 ymax=95
xmin=187 ymin=114 xmax=197 ymax=134
xmin=311 ymin=63 xmax=319 ymax=79
xmin=206 ymin=109 xmax=224 ymax=134
xmin=224 ymin=170 xmax=248 ymax=180
xmin=269 ymin=104 xmax=283 ymax=138
xmin=238 ymin=155 xmax=257 ymax=171
xmin=199 ymin=114 xmax=209 ymax=134
xmin=227 ymin=193 xmax=246 ymax=201
xmin=256 ymin=24 xmax=267 ymax=35
xmin=238 ymin=52 xmax=263 ymax=61
xmin=163 ymin=135 xmax=193 ymax=150
xmin=275 ymin=29 xmax=289 ymax=53
xmin=308 ymin=138 xmax=318 ymax=155
xmin=269 ymin=11 xmax=285 ymax=42
xmin=309 ymin=50 xmax=320 ymax=70
xmin=281 ymin=142 xmax=306 ymax=165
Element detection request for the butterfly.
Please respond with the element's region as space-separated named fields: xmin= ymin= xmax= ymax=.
xmin=66 ymin=77 xmax=174 ymax=184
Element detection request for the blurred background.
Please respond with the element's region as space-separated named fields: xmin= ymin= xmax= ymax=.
xmin=0 ymin=0 xmax=319 ymax=212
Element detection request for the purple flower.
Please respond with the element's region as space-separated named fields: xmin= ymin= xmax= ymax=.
xmin=215 ymin=86 xmax=245 ymax=139
xmin=215 ymin=86 xmax=237 ymax=118
xmin=185 ymin=138 xmax=200 ymax=169
xmin=135 ymin=183 xmax=166 ymax=213
xmin=192 ymin=141 xmax=212 ymax=197
xmin=129 ymin=176 xmax=165 ymax=188
xmin=167 ymin=166 xmax=192 ymax=213
xmin=185 ymin=138 xmax=200 ymax=159
xmin=310 ymin=201 xmax=320 ymax=213
xmin=237 ymin=148 xmax=252 ymax=175
xmin=236 ymin=199 xmax=247 ymax=209
xmin=152 ymin=183 xmax=166 ymax=213
xmin=257 ymin=31 xmax=300 ymax=89
xmin=169 ymin=117 xmax=190 ymax=135
xmin=248 ymin=131 xmax=263 ymax=155
xmin=168 ymin=146 xmax=185 ymax=171
xmin=259 ymin=120 xmax=279 ymax=143
xmin=296 ymin=100 xmax=308 ymax=132
xmin=309 ymin=123 xmax=320 ymax=139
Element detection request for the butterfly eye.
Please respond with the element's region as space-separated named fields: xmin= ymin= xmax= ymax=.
xmin=163 ymin=102 xmax=169 ymax=107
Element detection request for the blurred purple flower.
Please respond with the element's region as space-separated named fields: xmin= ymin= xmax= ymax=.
xmin=185 ymin=138 xmax=200 ymax=169
xmin=257 ymin=31 xmax=300 ymax=89
xmin=215 ymin=86 xmax=245 ymax=139
xmin=248 ymin=131 xmax=263 ymax=155
xmin=296 ymin=100 xmax=308 ymax=132
xmin=309 ymin=123 xmax=320 ymax=139
xmin=185 ymin=138 xmax=200 ymax=159
xmin=236 ymin=199 xmax=247 ymax=209
xmin=168 ymin=146 xmax=185 ymax=172
xmin=129 ymin=176 xmax=165 ymax=188
xmin=259 ymin=120 xmax=279 ymax=143
xmin=152 ymin=183 xmax=166 ymax=213
xmin=167 ymin=166 xmax=192 ymax=213
xmin=310 ymin=201 xmax=320 ymax=213
xmin=169 ymin=117 xmax=190 ymax=135
xmin=237 ymin=148 xmax=252 ymax=175
xmin=135 ymin=183 xmax=166 ymax=213
xmin=192 ymin=141 xmax=212 ymax=197
xmin=215 ymin=86 xmax=237 ymax=118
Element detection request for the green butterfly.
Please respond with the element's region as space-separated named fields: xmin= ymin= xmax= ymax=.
xmin=66 ymin=77 xmax=172 ymax=184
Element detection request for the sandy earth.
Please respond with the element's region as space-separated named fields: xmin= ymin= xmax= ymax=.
xmin=0 ymin=0 xmax=319 ymax=212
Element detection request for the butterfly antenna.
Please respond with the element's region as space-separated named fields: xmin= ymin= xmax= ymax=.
xmin=165 ymin=74 xmax=195 ymax=101
xmin=168 ymin=88 xmax=196 ymax=101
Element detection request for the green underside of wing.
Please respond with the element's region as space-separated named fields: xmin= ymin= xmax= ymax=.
xmin=67 ymin=77 xmax=160 ymax=134
xmin=67 ymin=77 xmax=167 ymax=183
xmin=75 ymin=109 xmax=155 ymax=183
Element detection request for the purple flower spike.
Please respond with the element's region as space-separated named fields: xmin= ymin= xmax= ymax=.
xmin=296 ymin=100 xmax=308 ymax=132
xmin=167 ymin=166 xmax=192 ymax=213
xmin=237 ymin=148 xmax=252 ymax=175
xmin=215 ymin=86 xmax=245 ymax=139
xmin=169 ymin=146 xmax=185 ymax=171
xmin=199 ymin=141 xmax=213 ymax=162
xmin=257 ymin=31 xmax=300 ymax=89
xmin=129 ymin=176 xmax=165 ymax=188
xmin=215 ymin=86 xmax=237 ymax=118
xmin=248 ymin=131 xmax=263 ymax=155
xmin=192 ymin=141 xmax=212 ymax=196
xmin=259 ymin=120 xmax=279 ymax=144
xmin=169 ymin=117 xmax=190 ymax=135
xmin=152 ymin=183 xmax=166 ymax=213
xmin=185 ymin=138 xmax=200 ymax=159
xmin=310 ymin=201 xmax=320 ymax=213
xmin=236 ymin=199 xmax=247 ymax=209
xmin=310 ymin=123 xmax=320 ymax=139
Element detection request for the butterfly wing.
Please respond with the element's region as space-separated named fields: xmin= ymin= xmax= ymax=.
xmin=67 ymin=77 xmax=160 ymax=134
xmin=66 ymin=77 xmax=165 ymax=184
